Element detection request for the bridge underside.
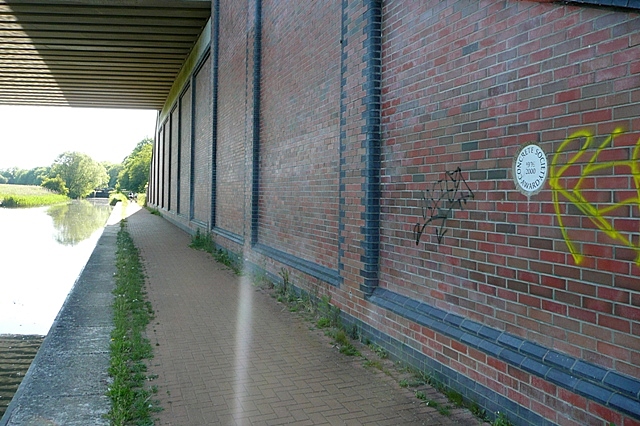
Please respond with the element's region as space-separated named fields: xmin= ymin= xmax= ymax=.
xmin=0 ymin=0 xmax=210 ymax=109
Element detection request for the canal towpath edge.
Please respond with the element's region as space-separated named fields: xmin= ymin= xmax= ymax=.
xmin=0 ymin=202 xmax=137 ymax=426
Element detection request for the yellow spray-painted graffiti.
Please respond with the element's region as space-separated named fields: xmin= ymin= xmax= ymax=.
xmin=549 ymin=128 xmax=640 ymax=266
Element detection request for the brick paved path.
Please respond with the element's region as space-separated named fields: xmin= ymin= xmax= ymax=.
xmin=126 ymin=209 xmax=482 ymax=425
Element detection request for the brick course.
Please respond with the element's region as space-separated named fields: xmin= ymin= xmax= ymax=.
xmin=192 ymin=55 xmax=212 ymax=225
xmin=170 ymin=107 xmax=179 ymax=213
xmin=179 ymin=87 xmax=192 ymax=217
xmin=257 ymin=0 xmax=342 ymax=270
xmin=165 ymin=125 xmax=171 ymax=209
xmin=215 ymin=0 xmax=248 ymax=239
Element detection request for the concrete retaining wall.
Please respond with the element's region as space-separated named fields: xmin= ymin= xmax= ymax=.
xmin=0 ymin=222 xmax=118 ymax=426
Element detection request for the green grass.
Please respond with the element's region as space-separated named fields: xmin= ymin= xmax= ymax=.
xmin=109 ymin=192 xmax=129 ymax=207
xmin=146 ymin=206 xmax=161 ymax=216
xmin=363 ymin=359 xmax=384 ymax=371
xmin=107 ymin=221 xmax=160 ymax=425
xmin=493 ymin=412 xmax=513 ymax=426
xmin=189 ymin=228 xmax=214 ymax=252
xmin=368 ymin=343 xmax=388 ymax=359
xmin=189 ymin=229 xmax=243 ymax=275
xmin=316 ymin=317 xmax=331 ymax=328
xmin=325 ymin=329 xmax=361 ymax=357
xmin=0 ymin=184 xmax=69 ymax=207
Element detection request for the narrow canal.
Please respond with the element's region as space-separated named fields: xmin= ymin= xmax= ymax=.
xmin=0 ymin=199 xmax=112 ymax=418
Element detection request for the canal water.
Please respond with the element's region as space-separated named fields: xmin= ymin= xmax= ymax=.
xmin=0 ymin=199 xmax=112 ymax=417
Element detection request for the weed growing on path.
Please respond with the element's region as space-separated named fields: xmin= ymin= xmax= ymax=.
xmin=331 ymin=329 xmax=361 ymax=357
xmin=107 ymin=221 xmax=160 ymax=425
xmin=189 ymin=229 xmax=243 ymax=274
xmin=493 ymin=412 xmax=512 ymax=426
xmin=148 ymin=207 xmax=162 ymax=216
xmin=251 ymin=265 xmax=513 ymax=426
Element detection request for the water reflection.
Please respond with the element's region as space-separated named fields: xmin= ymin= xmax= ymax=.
xmin=0 ymin=200 xmax=112 ymax=335
xmin=47 ymin=200 xmax=112 ymax=246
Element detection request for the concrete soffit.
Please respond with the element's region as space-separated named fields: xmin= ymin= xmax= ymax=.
xmin=0 ymin=0 xmax=212 ymax=110
xmin=157 ymin=16 xmax=211 ymax=125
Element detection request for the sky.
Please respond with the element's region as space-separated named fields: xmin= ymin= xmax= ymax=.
xmin=0 ymin=105 xmax=158 ymax=170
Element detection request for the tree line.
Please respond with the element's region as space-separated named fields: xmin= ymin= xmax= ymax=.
xmin=0 ymin=137 xmax=153 ymax=199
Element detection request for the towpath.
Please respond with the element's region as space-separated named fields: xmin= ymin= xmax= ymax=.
xmin=1 ymin=204 xmax=484 ymax=425
xmin=126 ymin=208 xmax=484 ymax=426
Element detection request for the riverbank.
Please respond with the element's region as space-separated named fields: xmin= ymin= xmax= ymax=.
xmin=0 ymin=202 xmax=139 ymax=425
xmin=0 ymin=184 xmax=68 ymax=208
xmin=0 ymin=224 xmax=117 ymax=425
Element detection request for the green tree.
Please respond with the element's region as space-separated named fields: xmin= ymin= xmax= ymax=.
xmin=21 ymin=167 xmax=50 ymax=185
xmin=1 ymin=166 xmax=50 ymax=185
xmin=102 ymin=162 xmax=123 ymax=188
xmin=118 ymin=137 xmax=153 ymax=193
xmin=13 ymin=169 xmax=29 ymax=185
xmin=51 ymin=152 xmax=109 ymax=199
xmin=41 ymin=175 xmax=69 ymax=195
xmin=0 ymin=168 xmax=17 ymax=183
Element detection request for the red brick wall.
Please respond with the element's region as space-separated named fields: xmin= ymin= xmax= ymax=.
xmin=158 ymin=126 xmax=165 ymax=208
xmin=376 ymin=1 xmax=640 ymax=424
xmin=215 ymin=0 xmax=248 ymax=238
xmin=380 ymin=0 xmax=640 ymax=376
xmin=163 ymin=118 xmax=171 ymax=209
xmin=192 ymin=56 xmax=212 ymax=225
xmin=148 ymin=136 xmax=156 ymax=205
xmin=179 ymin=86 xmax=192 ymax=217
xmin=170 ymin=107 xmax=179 ymax=212
xmin=155 ymin=126 xmax=161 ymax=207
xmin=148 ymin=1 xmax=640 ymax=424
xmin=257 ymin=0 xmax=342 ymax=269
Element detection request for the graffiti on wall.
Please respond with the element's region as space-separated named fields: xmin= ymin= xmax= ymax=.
xmin=549 ymin=128 xmax=640 ymax=266
xmin=414 ymin=167 xmax=474 ymax=245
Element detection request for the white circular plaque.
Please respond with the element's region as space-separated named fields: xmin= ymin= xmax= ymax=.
xmin=513 ymin=144 xmax=548 ymax=195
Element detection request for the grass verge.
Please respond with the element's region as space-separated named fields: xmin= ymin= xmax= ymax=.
xmin=0 ymin=184 xmax=69 ymax=207
xmin=107 ymin=220 xmax=160 ymax=425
